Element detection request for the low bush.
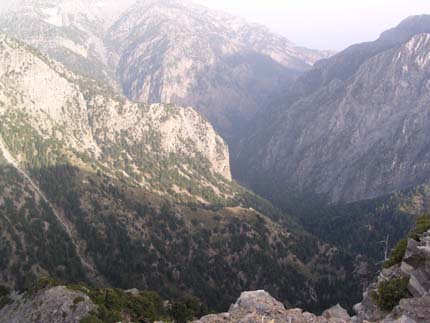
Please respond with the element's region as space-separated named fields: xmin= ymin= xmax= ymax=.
xmin=371 ymin=277 xmax=410 ymax=311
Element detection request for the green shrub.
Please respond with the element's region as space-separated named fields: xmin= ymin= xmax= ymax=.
xmin=371 ymin=277 xmax=410 ymax=311
xmin=409 ymin=215 xmax=430 ymax=240
xmin=27 ymin=276 xmax=62 ymax=295
xmin=69 ymin=283 xmax=169 ymax=323
xmin=383 ymin=239 xmax=407 ymax=268
xmin=170 ymin=295 xmax=207 ymax=323
xmin=384 ymin=214 xmax=430 ymax=268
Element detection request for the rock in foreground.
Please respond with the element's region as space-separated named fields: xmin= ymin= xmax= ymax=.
xmin=193 ymin=290 xmax=349 ymax=323
xmin=0 ymin=286 xmax=95 ymax=323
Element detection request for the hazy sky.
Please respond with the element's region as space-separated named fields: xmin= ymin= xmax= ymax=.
xmin=194 ymin=0 xmax=430 ymax=50
xmin=1 ymin=0 xmax=430 ymax=50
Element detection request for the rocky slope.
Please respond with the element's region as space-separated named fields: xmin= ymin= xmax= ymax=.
xmin=234 ymin=15 xmax=430 ymax=207
xmin=0 ymin=285 xmax=95 ymax=323
xmin=0 ymin=34 xmax=359 ymax=312
xmin=4 ymin=223 xmax=429 ymax=323
xmin=0 ymin=0 xmax=331 ymax=141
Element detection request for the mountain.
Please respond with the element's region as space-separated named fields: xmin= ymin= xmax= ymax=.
xmin=233 ymin=15 xmax=430 ymax=208
xmin=0 ymin=0 xmax=332 ymax=141
xmin=108 ymin=0 xmax=332 ymax=139
xmin=0 ymin=34 xmax=360 ymax=312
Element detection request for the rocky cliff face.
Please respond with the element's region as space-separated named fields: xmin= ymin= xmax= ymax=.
xmin=0 ymin=33 xmax=231 ymax=184
xmin=234 ymin=15 xmax=430 ymax=206
xmin=0 ymin=0 xmax=331 ymax=141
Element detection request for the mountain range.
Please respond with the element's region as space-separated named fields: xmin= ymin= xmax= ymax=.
xmin=1 ymin=0 xmax=430 ymax=319
xmin=0 ymin=32 xmax=360 ymax=312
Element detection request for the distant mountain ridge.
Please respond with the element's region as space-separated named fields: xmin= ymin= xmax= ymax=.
xmin=0 ymin=0 xmax=332 ymax=140
xmin=233 ymin=14 xmax=430 ymax=207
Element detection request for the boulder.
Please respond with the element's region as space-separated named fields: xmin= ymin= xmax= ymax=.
xmin=0 ymin=286 xmax=96 ymax=323
xmin=322 ymin=304 xmax=351 ymax=322
xmin=194 ymin=290 xmax=333 ymax=323
xmin=400 ymin=262 xmax=415 ymax=276
xmin=404 ymin=240 xmax=426 ymax=269
xmin=229 ymin=290 xmax=286 ymax=317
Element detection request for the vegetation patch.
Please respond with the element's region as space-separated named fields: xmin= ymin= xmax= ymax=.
xmin=371 ymin=277 xmax=410 ymax=311
xmin=409 ymin=215 xmax=430 ymax=241
xmin=384 ymin=215 xmax=430 ymax=268
xmin=0 ymin=285 xmax=11 ymax=309
xmin=26 ymin=277 xmax=62 ymax=296
xmin=69 ymin=283 xmax=206 ymax=323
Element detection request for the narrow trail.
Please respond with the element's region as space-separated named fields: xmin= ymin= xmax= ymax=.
xmin=0 ymin=136 xmax=106 ymax=285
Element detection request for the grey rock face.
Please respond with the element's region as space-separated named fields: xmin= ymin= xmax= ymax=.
xmin=0 ymin=32 xmax=232 ymax=183
xmin=0 ymin=286 xmax=95 ymax=323
xmin=235 ymin=15 xmax=430 ymax=205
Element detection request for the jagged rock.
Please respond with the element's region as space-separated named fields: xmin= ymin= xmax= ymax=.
xmin=404 ymin=235 xmax=430 ymax=297
xmin=408 ymin=270 xmax=429 ymax=297
xmin=353 ymin=288 xmax=386 ymax=323
xmin=0 ymin=286 xmax=95 ymax=323
xmin=394 ymin=296 xmax=430 ymax=323
xmin=404 ymin=240 xmax=420 ymax=262
xmin=228 ymin=290 xmax=286 ymax=316
xmin=322 ymin=304 xmax=351 ymax=322
xmin=194 ymin=290 xmax=345 ymax=323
